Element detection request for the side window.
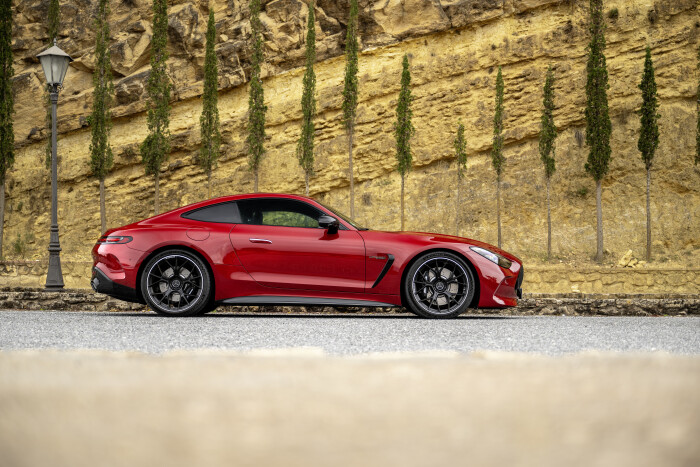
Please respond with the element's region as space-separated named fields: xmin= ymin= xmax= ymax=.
xmin=182 ymin=202 xmax=241 ymax=223
xmin=237 ymin=198 xmax=322 ymax=228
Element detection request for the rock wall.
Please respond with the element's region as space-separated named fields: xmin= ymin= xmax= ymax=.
xmin=3 ymin=258 xmax=699 ymax=296
xmin=3 ymin=0 xmax=700 ymax=268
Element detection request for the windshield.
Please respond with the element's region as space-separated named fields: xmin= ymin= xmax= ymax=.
xmin=316 ymin=201 xmax=368 ymax=230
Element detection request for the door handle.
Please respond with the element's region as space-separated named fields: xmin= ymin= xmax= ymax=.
xmin=249 ymin=238 xmax=272 ymax=244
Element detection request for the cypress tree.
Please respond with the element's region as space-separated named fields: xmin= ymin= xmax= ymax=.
xmin=297 ymin=0 xmax=316 ymax=197
xmin=395 ymin=54 xmax=414 ymax=231
xmin=44 ymin=0 xmax=60 ymax=169
xmin=492 ymin=66 xmax=505 ymax=248
xmin=454 ymin=121 xmax=467 ymax=236
xmin=342 ymin=0 xmax=359 ymax=217
xmin=539 ymin=66 xmax=556 ymax=259
xmin=89 ymin=0 xmax=114 ymax=234
xmin=638 ymin=46 xmax=659 ymax=262
xmin=0 ymin=0 xmax=14 ymax=258
xmin=199 ymin=7 xmax=221 ymax=200
xmin=696 ymin=42 xmax=699 ymax=166
xmin=247 ymin=0 xmax=266 ymax=192
xmin=47 ymin=0 xmax=59 ymax=42
xmin=140 ymin=0 xmax=171 ymax=215
xmin=584 ymin=0 xmax=612 ymax=263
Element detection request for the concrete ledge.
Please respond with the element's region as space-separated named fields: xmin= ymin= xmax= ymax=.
xmin=0 ymin=288 xmax=697 ymax=316
xmin=0 ymin=261 xmax=92 ymax=289
xmin=524 ymin=267 xmax=700 ymax=294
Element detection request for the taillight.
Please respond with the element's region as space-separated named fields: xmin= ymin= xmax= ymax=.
xmin=97 ymin=235 xmax=132 ymax=244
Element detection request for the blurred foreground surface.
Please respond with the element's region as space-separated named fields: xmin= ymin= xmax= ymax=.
xmin=1 ymin=350 xmax=698 ymax=467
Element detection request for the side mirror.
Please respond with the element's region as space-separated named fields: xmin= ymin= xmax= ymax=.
xmin=318 ymin=215 xmax=339 ymax=235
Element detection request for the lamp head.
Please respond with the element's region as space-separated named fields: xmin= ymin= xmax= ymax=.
xmin=37 ymin=40 xmax=73 ymax=89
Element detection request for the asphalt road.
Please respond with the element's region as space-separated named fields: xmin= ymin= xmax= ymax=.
xmin=1 ymin=310 xmax=698 ymax=355
xmin=2 ymin=311 xmax=700 ymax=467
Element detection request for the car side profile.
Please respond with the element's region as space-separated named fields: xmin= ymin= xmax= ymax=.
xmin=91 ymin=193 xmax=523 ymax=318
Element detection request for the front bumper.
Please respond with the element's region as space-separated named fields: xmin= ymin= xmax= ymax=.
xmin=515 ymin=266 xmax=524 ymax=299
xmin=479 ymin=261 xmax=524 ymax=308
xmin=91 ymin=267 xmax=144 ymax=304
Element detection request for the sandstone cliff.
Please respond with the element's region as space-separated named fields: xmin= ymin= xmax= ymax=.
xmin=4 ymin=0 xmax=700 ymax=267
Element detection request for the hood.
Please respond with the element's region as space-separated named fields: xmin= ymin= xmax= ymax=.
xmin=367 ymin=230 xmax=522 ymax=263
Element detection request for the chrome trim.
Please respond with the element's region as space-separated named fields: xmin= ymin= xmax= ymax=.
xmin=249 ymin=238 xmax=272 ymax=244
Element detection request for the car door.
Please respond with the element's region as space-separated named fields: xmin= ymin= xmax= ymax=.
xmin=229 ymin=198 xmax=366 ymax=293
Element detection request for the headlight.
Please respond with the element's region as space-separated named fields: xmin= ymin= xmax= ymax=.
xmin=470 ymin=246 xmax=512 ymax=269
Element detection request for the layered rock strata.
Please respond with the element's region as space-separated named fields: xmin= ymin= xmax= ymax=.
xmin=3 ymin=0 xmax=699 ymax=267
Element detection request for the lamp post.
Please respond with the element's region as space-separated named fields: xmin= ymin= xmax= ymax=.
xmin=37 ymin=40 xmax=72 ymax=290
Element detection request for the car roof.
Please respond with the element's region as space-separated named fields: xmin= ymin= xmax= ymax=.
xmin=183 ymin=193 xmax=316 ymax=210
xmin=143 ymin=193 xmax=327 ymax=222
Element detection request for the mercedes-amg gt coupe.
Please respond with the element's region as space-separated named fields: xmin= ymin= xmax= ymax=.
xmin=91 ymin=193 xmax=523 ymax=318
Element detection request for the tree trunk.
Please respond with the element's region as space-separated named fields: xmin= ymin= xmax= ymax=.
xmin=456 ymin=179 xmax=461 ymax=237
xmin=305 ymin=172 xmax=309 ymax=197
xmin=0 ymin=180 xmax=5 ymax=258
xmin=546 ymin=176 xmax=551 ymax=260
xmin=154 ymin=172 xmax=160 ymax=215
xmin=99 ymin=178 xmax=106 ymax=234
xmin=254 ymin=169 xmax=259 ymax=193
xmin=348 ymin=126 xmax=355 ymax=218
xmin=646 ymin=168 xmax=651 ymax=262
xmin=207 ymin=171 xmax=212 ymax=200
xmin=496 ymin=176 xmax=502 ymax=248
xmin=595 ymin=179 xmax=603 ymax=263
xmin=400 ymin=173 xmax=405 ymax=231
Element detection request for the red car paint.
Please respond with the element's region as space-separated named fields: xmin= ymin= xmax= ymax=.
xmin=91 ymin=193 xmax=523 ymax=309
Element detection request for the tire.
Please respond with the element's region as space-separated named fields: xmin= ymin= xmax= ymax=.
xmin=403 ymin=251 xmax=475 ymax=319
xmin=197 ymin=300 xmax=218 ymax=315
xmin=140 ymin=249 xmax=212 ymax=317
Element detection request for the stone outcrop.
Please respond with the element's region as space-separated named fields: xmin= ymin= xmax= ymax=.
xmin=513 ymin=295 xmax=700 ymax=316
xmin=3 ymin=0 xmax=699 ymax=270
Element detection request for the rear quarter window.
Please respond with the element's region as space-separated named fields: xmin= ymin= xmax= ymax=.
xmin=181 ymin=202 xmax=241 ymax=224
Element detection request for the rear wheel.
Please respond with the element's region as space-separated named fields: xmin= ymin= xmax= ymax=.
xmin=140 ymin=249 xmax=212 ymax=317
xmin=403 ymin=252 xmax=475 ymax=319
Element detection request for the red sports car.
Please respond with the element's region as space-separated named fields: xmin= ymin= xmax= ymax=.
xmin=91 ymin=193 xmax=523 ymax=318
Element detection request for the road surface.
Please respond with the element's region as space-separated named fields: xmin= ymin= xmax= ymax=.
xmin=1 ymin=310 xmax=699 ymax=467
xmin=0 ymin=310 xmax=698 ymax=354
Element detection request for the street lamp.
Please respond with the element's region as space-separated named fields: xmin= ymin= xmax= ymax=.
xmin=37 ymin=40 xmax=72 ymax=290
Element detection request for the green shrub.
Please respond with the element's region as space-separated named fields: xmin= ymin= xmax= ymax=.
xmin=12 ymin=234 xmax=25 ymax=258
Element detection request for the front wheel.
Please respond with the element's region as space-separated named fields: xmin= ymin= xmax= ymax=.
xmin=140 ymin=249 xmax=212 ymax=317
xmin=403 ymin=252 xmax=475 ymax=319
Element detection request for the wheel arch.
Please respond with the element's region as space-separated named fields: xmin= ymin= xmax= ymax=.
xmin=135 ymin=244 xmax=217 ymax=305
xmin=399 ymin=247 xmax=481 ymax=309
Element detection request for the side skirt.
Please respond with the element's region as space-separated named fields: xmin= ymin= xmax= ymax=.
xmin=221 ymin=296 xmax=399 ymax=308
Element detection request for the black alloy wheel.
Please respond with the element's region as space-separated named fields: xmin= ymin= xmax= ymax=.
xmin=403 ymin=252 xmax=475 ymax=319
xmin=141 ymin=249 xmax=212 ymax=316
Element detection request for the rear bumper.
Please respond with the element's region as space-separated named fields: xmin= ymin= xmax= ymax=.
xmin=91 ymin=267 xmax=144 ymax=304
